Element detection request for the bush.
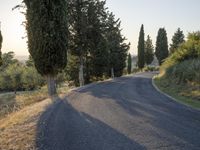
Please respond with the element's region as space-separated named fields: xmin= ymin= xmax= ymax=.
xmin=160 ymin=32 xmax=200 ymax=84
xmin=0 ymin=63 xmax=45 ymax=92
xmin=165 ymin=59 xmax=200 ymax=83
xmin=143 ymin=66 xmax=159 ymax=72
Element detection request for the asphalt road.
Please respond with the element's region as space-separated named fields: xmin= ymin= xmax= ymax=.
xmin=36 ymin=72 xmax=200 ymax=150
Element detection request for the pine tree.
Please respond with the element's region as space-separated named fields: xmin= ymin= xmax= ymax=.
xmin=0 ymin=27 xmax=2 ymax=66
xmin=86 ymin=0 xmax=109 ymax=80
xmin=24 ymin=0 xmax=68 ymax=98
xmin=137 ymin=24 xmax=145 ymax=69
xmin=155 ymin=28 xmax=169 ymax=65
xmin=106 ymin=13 xmax=129 ymax=77
xmin=127 ymin=53 xmax=132 ymax=74
xmin=67 ymin=0 xmax=129 ymax=84
xmin=145 ymin=35 xmax=154 ymax=65
xmin=170 ymin=28 xmax=185 ymax=54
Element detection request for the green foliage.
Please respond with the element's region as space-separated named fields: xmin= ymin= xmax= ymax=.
xmin=65 ymin=53 xmax=80 ymax=86
xmin=22 ymin=66 xmax=44 ymax=90
xmin=137 ymin=24 xmax=145 ymax=69
xmin=67 ymin=0 xmax=129 ymax=85
xmin=127 ymin=53 xmax=132 ymax=74
xmin=0 ymin=30 xmax=2 ymax=66
xmin=25 ymin=55 xmax=34 ymax=67
xmin=165 ymin=59 xmax=200 ymax=83
xmin=170 ymin=28 xmax=185 ymax=54
xmin=155 ymin=28 xmax=169 ymax=65
xmin=160 ymin=32 xmax=200 ymax=84
xmin=143 ymin=66 xmax=159 ymax=72
xmin=24 ymin=0 xmax=68 ymax=76
xmin=0 ymin=52 xmax=45 ymax=92
xmin=0 ymin=52 xmax=19 ymax=72
xmin=145 ymin=35 xmax=154 ymax=65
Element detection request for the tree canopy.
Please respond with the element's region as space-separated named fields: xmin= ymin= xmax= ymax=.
xmin=24 ymin=0 xmax=68 ymax=96
xmin=155 ymin=28 xmax=169 ymax=65
xmin=170 ymin=28 xmax=185 ymax=54
xmin=137 ymin=24 xmax=145 ymax=69
xmin=0 ymin=29 xmax=2 ymax=66
xmin=145 ymin=35 xmax=154 ymax=65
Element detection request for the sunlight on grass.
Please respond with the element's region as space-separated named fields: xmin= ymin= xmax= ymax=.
xmin=0 ymin=99 xmax=51 ymax=150
xmin=154 ymin=76 xmax=200 ymax=109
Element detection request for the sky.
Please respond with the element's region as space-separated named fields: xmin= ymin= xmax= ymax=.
xmin=0 ymin=0 xmax=199 ymax=56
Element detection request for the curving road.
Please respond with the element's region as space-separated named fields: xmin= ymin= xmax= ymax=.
xmin=36 ymin=72 xmax=200 ymax=150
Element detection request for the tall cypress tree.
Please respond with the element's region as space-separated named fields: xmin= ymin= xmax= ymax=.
xmin=145 ymin=35 xmax=154 ymax=65
xmin=24 ymin=0 xmax=68 ymax=98
xmin=0 ymin=26 xmax=2 ymax=67
xmin=155 ymin=28 xmax=169 ymax=65
xmin=127 ymin=53 xmax=132 ymax=74
xmin=169 ymin=28 xmax=185 ymax=54
xmin=137 ymin=24 xmax=145 ymax=69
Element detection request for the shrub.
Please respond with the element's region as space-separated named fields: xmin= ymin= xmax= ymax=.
xmin=160 ymin=32 xmax=200 ymax=84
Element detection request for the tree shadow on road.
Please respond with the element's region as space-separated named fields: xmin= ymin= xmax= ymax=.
xmin=73 ymin=76 xmax=200 ymax=149
xmin=35 ymin=98 xmax=146 ymax=150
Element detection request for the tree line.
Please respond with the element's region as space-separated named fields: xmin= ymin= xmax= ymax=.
xmin=137 ymin=24 xmax=185 ymax=69
xmin=6 ymin=0 xmax=130 ymax=97
xmin=1 ymin=1 xmax=186 ymax=98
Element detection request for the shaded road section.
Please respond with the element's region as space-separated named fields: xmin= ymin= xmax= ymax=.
xmin=36 ymin=72 xmax=200 ymax=150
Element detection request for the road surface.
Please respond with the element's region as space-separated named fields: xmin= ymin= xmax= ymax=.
xmin=36 ymin=72 xmax=200 ymax=150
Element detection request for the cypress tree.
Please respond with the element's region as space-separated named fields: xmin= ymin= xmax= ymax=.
xmin=24 ymin=0 xmax=68 ymax=98
xmin=145 ymin=35 xmax=154 ymax=65
xmin=155 ymin=28 xmax=169 ymax=65
xmin=137 ymin=24 xmax=145 ymax=69
xmin=127 ymin=53 xmax=132 ymax=74
xmin=170 ymin=28 xmax=185 ymax=54
xmin=0 ymin=26 xmax=2 ymax=67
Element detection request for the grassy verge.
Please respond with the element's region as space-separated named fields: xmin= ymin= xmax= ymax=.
xmin=0 ymin=99 xmax=51 ymax=150
xmin=0 ymin=86 xmax=70 ymax=119
xmin=154 ymin=76 xmax=200 ymax=109
xmin=0 ymin=85 xmax=70 ymax=150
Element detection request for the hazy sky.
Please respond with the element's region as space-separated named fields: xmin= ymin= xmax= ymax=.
xmin=0 ymin=0 xmax=199 ymax=56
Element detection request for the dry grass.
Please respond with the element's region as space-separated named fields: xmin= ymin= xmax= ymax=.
xmin=0 ymin=99 xmax=51 ymax=150
xmin=0 ymin=86 xmax=70 ymax=150
xmin=0 ymin=90 xmax=48 ymax=119
xmin=0 ymin=86 xmax=69 ymax=119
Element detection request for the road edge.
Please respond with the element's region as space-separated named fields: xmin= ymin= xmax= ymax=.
xmin=151 ymin=75 xmax=200 ymax=111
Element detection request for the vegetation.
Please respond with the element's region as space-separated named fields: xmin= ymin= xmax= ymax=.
xmin=155 ymin=28 xmax=169 ymax=65
xmin=24 ymin=0 xmax=68 ymax=97
xmin=155 ymin=32 xmax=200 ymax=108
xmin=127 ymin=53 xmax=132 ymax=74
xmin=0 ymin=52 xmax=45 ymax=92
xmin=145 ymin=35 xmax=154 ymax=65
xmin=0 ymin=28 xmax=2 ymax=66
xmin=170 ymin=28 xmax=185 ymax=54
xmin=0 ymin=98 xmax=51 ymax=150
xmin=67 ymin=0 xmax=129 ymax=86
xmin=137 ymin=24 xmax=145 ymax=69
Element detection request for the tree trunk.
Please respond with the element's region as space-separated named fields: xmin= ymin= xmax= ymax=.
xmin=111 ymin=67 xmax=114 ymax=78
xmin=79 ymin=57 xmax=84 ymax=86
xmin=47 ymin=75 xmax=57 ymax=100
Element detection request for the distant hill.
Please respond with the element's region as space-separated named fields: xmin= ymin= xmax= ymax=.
xmin=15 ymin=55 xmax=29 ymax=63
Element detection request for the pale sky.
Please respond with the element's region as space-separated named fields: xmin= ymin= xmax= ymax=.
xmin=0 ymin=0 xmax=199 ymax=56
